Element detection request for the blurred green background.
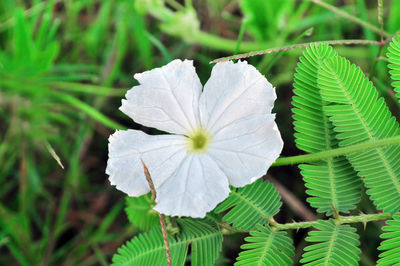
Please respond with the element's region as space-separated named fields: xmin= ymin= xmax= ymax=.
xmin=1 ymin=0 xmax=399 ymax=265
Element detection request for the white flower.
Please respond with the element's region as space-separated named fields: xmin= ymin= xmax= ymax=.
xmin=106 ymin=59 xmax=283 ymax=218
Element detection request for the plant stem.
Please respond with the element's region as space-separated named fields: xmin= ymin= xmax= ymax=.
xmin=211 ymin=39 xmax=380 ymax=63
xmin=234 ymin=19 xmax=247 ymax=55
xmin=273 ymin=135 xmax=400 ymax=166
xmin=377 ymin=0 xmax=384 ymax=43
xmin=308 ymin=0 xmax=390 ymax=38
xmin=275 ymin=212 xmax=394 ymax=230
xmin=141 ymin=161 xmax=172 ymax=266
xmin=195 ymin=31 xmax=271 ymax=53
xmin=51 ymin=81 xmax=127 ymax=97
xmin=368 ymin=0 xmax=386 ymax=79
xmin=55 ymin=93 xmax=126 ymax=130
xmin=266 ymin=175 xmax=316 ymax=222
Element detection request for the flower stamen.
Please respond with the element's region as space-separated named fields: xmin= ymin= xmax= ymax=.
xmin=187 ymin=129 xmax=211 ymax=154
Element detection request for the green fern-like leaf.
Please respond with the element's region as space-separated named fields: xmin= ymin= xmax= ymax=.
xmin=214 ymin=179 xmax=281 ymax=230
xmin=377 ymin=215 xmax=400 ymax=265
xmin=112 ymin=226 xmax=186 ymax=266
xmin=125 ymin=194 xmax=159 ymax=231
xmin=318 ymin=54 xmax=400 ymax=214
xmin=387 ymin=34 xmax=400 ymax=102
xmin=178 ymin=219 xmax=222 ymax=266
xmin=301 ymin=220 xmax=361 ymax=265
xmin=235 ymin=224 xmax=294 ymax=266
xmin=112 ymin=219 xmax=222 ymax=266
xmin=292 ymin=43 xmax=361 ymax=215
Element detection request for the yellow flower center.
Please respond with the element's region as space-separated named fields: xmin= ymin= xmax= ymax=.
xmin=187 ymin=129 xmax=211 ymax=154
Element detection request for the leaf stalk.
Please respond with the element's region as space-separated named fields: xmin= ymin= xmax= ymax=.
xmin=273 ymin=135 xmax=400 ymax=166
xmin=274 ymin=212 xmax=394 ymax=230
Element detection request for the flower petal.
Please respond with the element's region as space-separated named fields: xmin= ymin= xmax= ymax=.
xmin=120 ymin=59 xmax=202 ymax=134
xmin=153 ymin=154 xmax=230 ymax=218
xmin=106 ymin=130 xmax=187 ymax=197
xmin=199 ymin=60 xmax=276 ymax=134
xmin=207 ymin=115 xmax=283 ymax=187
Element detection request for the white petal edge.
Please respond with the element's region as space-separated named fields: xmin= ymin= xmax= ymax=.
xmin=199 ymin=60 xmax=276 ymax=135
xmin=154 ymin=154 xmax=230 ymax=218
xmin=106 ymin=130 xmax=187 ymax=197
xmin=120 ymin=59 xmax=202 ymax=135
xmin=207 ymin=114 xmax=283 ymax=187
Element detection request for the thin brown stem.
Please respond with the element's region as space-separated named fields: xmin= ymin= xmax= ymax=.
xmin=369 ymin=0 xmax=387 ymax=79
xmin=141 ymin=160 xmax=172 ymax=266
xmin=308 ymin=0 xmax=390 ymax=38
xmin=211 ymin=39 xmax=380 ymax=63
xmin=157 ymin=212 xmax=171 ymax=265
xmin=377 ymin=0 xmax=384 ymax=44
xmin=329 ymin=201 xmax=340 ymax=220
xmin=266 ymin=175 xmax=316 ymax=222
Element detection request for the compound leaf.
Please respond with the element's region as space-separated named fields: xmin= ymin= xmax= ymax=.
xmin=387 ymin=34 xmax=400 ymax=103
xmin=293 ymin=44 xmax=361 ymax=215
xmin=301 ymin=220 xmax=360 ymax=265
xmin=318 ymin=54 xmax=400 ymax=214
xmin=215 ymin=179 xmax=281 ymax=230
xmin=112 ymin=218 xmax=222 ymax=266
xmin=125 ymin=194 xmax=160 ymax=231
xmin=235 ymin=224 xmax=294 ymax=266
xmin=377 ymin=215 xmax=400 ymax=265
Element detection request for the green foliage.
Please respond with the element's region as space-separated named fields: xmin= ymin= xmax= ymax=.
xmin=239 ymin=0 xmax=294 ymax=41
xmin=5 ymin=9 xmax=59 ymax=75
xmin=131 ymin=1 xmax=153 ymax=68
xmin=112 ymin=226 xmax=187 ymax=266
xmin=84 ymin=0 xmax=113 ymax=56
xmin=318 ymin=55 xmax=400 ymax=214
xmin=387 ymin=34 xmax=400 ymax=103
xmin=125 ymin=194 xmax=160 ymax=231
xmin=160 ymin=8 xmax=200 ymax=43
xmin=0 ymin=1 xmax=152 ymax=265
xmin=301 ymin=220 xmax=361 ymax=265
xmin=0 ymin=4 xmax=120 ymax=146
xmin=388 ymin=1 xmax=400 ymax=33
xmin=2 ymin=1 xmax=400 ymax=265
xmin=112 ymin=219 xmax=222 ymax=266
xmin=377 ymin=215 xmax=400 ymax=265
xmin=235 ymin=224 xmax=294 ymax=266
xmin=0 ymin=8 xmax=60 ymax=141
xmin=292 ymin=44 xmax=361 ymax=215
xmin=214 ymin=179 xmax=281 ymax=230
xmin=179 ymin=219 xmax=222 ymax=266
